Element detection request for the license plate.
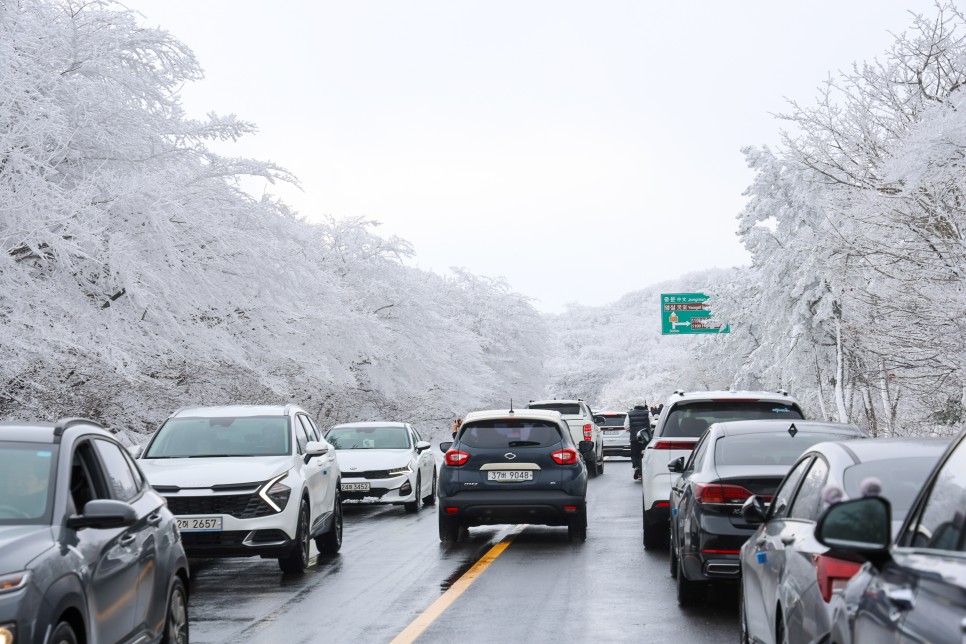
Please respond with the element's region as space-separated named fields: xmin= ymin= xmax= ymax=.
xmin=486 ymin=470 xmax=533 ymax=481
xmin=176 ymin=517 xmax=222 ymax=532
xmin=341 ymin=482 xmax=371 ymax=492
xmin=603 ymin=430 xmax=622 ymax=436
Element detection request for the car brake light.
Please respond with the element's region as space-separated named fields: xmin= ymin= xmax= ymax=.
xmin=445 ymin=450 xmax=470 ymax=466
xmin=652 ymin=440 xmax=697 ymax=450
xmin=552 ymin=448 xmax=579 ymax=465
xmin=815 ymin=554 xmax=862 ymax=602
xmin=694 ymin=483 xmax=753 ymax=505
xmin=582 ymin=423 xmax=593 ymax=440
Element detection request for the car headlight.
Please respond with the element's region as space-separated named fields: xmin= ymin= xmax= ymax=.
xmin=0 ymin=571 xmax=28 ymax=594
xmin=387 ymin=464 xmax=413 ymax=476
xmin=0 ymin=623 xmax=15 ymax=644
xmin=259 ymin=472 xmax=292 ymax=513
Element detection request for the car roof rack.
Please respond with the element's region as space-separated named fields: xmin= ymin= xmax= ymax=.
xmin=53 ymin=417 xmax=104 ymax=437
xmin=673 ymin=389 xmax=685 ymax=396
xmin=776 ymin=389 xmax=789 ymax=396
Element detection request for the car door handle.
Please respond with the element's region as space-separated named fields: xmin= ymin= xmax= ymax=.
xmin=146 ymin=512 xmax=163 ymax=526
xmin=755 ymin=537 xmax=767 ymax=547
xmin=118 ymin=534 xmax=137 ymax=547
xmin=885 ymin=587 xmax=915 ymax=611
xmin=780 ymin=533 xmax=795 ymax=545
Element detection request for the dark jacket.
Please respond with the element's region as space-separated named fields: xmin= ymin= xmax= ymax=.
xmin=627 ymin=406 xmax=651 ymax=433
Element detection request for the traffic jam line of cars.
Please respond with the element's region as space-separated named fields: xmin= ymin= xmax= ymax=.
xmin=4 ymin=389 xmax=966 ymax=643
xmin=637 ymin=389 xmax=966 ymax=644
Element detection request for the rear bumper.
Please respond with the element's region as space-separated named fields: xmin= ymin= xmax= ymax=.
xmin=679 ymin=515 xmax=754 ymax=582
xmin=439 ymin=490 xmax=586 ymax=527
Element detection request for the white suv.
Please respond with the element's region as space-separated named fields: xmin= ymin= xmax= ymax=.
xmin=527 ymin=399 xmax=605 ymax=477
xmin=137 ymin=404 xmax=343 ymax=573
xmin=640 ymin=390 xmax=804 ymax=549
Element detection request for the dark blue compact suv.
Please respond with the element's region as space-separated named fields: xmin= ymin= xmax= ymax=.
xmin=0 ymin=418 xmax=189 ymax=644
xmin=437 ymin=408 xmax=593 ymax=543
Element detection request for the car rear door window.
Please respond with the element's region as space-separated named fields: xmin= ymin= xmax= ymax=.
xmin=770 ymin=457 xmax=813 ymax=519
xmin=902 ymin=440 xmax=966 ymax=551
xmin=91 ymin=439 xmax=140 ymax=502
xmin=788 ymin=457 xmax=829 ymax=521
xmin=460 ymin=420 xmax=563 ymax=448
xmin=662 ymin=401 xmax=804 ymax=438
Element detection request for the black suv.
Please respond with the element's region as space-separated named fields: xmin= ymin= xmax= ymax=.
xmin=0 ymin=418 xmax=189 ymax=644
xmin=437 ymin=408 xmax=594 ymax=542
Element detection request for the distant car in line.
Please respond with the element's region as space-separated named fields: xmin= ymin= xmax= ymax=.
xmin=137 ymin=404 xmax=343 ymax=573
xmin=438 ymin=408 xmax=593 ymax=542
xmin=814 ymin=428 xmax=966 ymax=644
xmin=527 ymin=399 xmax=605 ymax=477
xmin=597 ymin=411 xmax=631 ymax=458
xmin=668 ymin=419 xmax=867 ymax=606
xmin=739 ymin=436 xmax=948 ymax=643
xmin=0 ymin=417 xmax=189 ymax=644
xmin=324 ymin=422 xmax=436 ymax=512
xmin=641 ymin=389 xmax=806 ymax=549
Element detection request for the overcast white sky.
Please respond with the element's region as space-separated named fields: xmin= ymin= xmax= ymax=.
xmin=125 ymin=0 xmax=939 ymax=313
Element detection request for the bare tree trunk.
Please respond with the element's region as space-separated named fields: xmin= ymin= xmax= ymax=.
xmin=815 ymin=353 xmax=830 ymax=421
xmin=835 ymin=320 xmax=849 ymax=422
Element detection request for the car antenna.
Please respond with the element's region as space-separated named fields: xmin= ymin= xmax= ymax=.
xmin=509 ymin=399 xmax=515 ymax=414
xmin=788 ymin=423 xmax=798 ymax=438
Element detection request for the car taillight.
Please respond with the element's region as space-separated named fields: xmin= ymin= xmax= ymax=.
xmin=552 ymin=448 xmax=579 ymax=465
xmin=445 ymin=450 xmax=470 ymax=466
xmin=815 ymin=555 xmax=863 ymax=602
xmin=652 ymin=440 xmax=697 ymax=450
xmin=582 ymin=423 xmax=593 ymax=440
xmin=694 ymin=483 xmax=752 ymax=505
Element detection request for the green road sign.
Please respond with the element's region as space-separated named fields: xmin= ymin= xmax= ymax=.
xmin=661 ymin=293 xmax=730 ymax=335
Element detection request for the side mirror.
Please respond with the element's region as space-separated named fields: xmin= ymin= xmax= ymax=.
xmin=415 ymin=440 xmax=432 ymax=453
xmin=578 ymin=440 xmax=596 ymax=454
xmin=637 ymin=429 xmax=651 ymax=445
xmin=816 ymin=496 xmax=892 ymax=553
xmin=439 ymin=441 xmax=453 ymax=453
xmin=593 ymin=415 xmax=606 ymax=425
xmin=741 ymin=496 xmax=767 ymax=525
xmin=304 ymin=440 xmax=329 ymax=463
xmin=668 ymin=456 xmax=685 ymax=473
xmin=67 ymin=499 xmax=138 ymax=530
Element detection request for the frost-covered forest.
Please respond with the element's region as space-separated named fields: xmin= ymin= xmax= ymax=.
xmin=4 ymin=1 xmax=966 ymax=440
xmin=546 ymin=4 xmax=966 ymax=437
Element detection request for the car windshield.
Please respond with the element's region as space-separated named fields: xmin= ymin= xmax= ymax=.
xmin=662 ymin=401 xmax=803 ymax=438
xmin=714 ymin=433 xmax=848 ymax=467
xmin=528 ymin=403 xmax=580 ymax=415
xmin=460 ymin=420 xmax=563 ymax=448
xmin=844 ymin=457 xmax=939 ymax=520
xmin=0 ymin=443 xmax=57 ymax=523
xmin=144 ymin=416 xmax=291 ymax=458
xmin=600 ymin=415 xmax=627 ymax=427
xmin=326 ymin=426 xmax=411 ymax=450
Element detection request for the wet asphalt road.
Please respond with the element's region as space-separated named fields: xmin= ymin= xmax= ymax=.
xmin=186 ymin=458 xmax=739 ymax=643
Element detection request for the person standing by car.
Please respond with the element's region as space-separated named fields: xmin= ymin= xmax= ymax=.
xmin=625 ymin=404 xmax=651 ymax=480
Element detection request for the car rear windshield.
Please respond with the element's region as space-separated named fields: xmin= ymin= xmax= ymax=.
xmin=662 ymin=401 xmax=803 ymax=437
xmin=600 ymin=415 xmax=627 ymax=427
xmin=528 ymin=403 xmax=580 ymax=415
xmin=714 ymin=433 xmax=850 ymax=467
xmin=326 ymin=426 xmax=410 ymax=450
xmin=844 ymin=457 xmax=938 ymax=519
xmin=145 ymin=416 xmax=291 ymax=458
xmin=459 ymin=420 xmax=564 ymax=448
xmin=0 ymin=443 xmax=57 ymax=523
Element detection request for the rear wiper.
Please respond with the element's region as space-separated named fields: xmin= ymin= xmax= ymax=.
xmin=508 ymin=441 xmax=541 ymax=447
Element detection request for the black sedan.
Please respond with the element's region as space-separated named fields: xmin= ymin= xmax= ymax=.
xmin=816 ymin=427 xmax=966 ymax=644
xmin=438 ymin=408 xmax=593 ymax=543
xmin=0 ymin=418 xmax=189 ymax=644
xmin=668 ymin=419 xmax=866 ymax=605
xmin=739 ymin=437 xmax=949 ymax=644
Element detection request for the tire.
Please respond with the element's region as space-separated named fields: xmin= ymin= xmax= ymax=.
xmin=586 ymin=454 xmax=599 ymax=479
xmin=439 ymin=513 xmax=460 ymax=542
xmin=404 ymin=474 xmax=422 ymax=513
xmin=568 ymin=509 xmax=587 ymax=543
xmin=642 ymin=517 xmax=666 ymax=549
xmin=162 ymin=577 xmax=189 ymax=644
xmin=423 ymin=469 xmax=437 ymax=506
xmin=279 ymin=500 xmax=311 ymax=573
xmin=776 ymin=612 xmax=789 ymax=644
xmin=50 ymin=622 xmax=79 ymax=644
xmin=676 ymin=557 xmax=701 ymax=606
xmin=597 ymin=455 xmax=605 ymax=475
xmin=739 ymin=578 xmax=750 ymax=644
xmin=317 ymin=489 xmax=343 ymax=555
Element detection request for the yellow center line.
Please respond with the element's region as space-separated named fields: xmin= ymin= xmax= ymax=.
xmin=390 ymin=525 xmax=524 ymax=644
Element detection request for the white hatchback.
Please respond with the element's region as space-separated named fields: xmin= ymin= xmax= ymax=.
xmin=137 ymin=404 xmax=343 ymax=573
xmin=325 ymin=422 xmax=437 ymax=512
